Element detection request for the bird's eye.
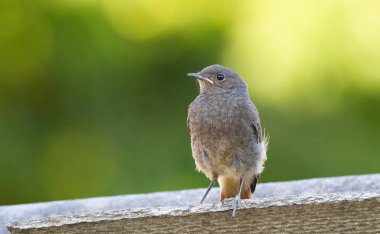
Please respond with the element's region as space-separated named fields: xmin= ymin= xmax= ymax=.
xmin=216 ymin=74 xmax=225 ymax=81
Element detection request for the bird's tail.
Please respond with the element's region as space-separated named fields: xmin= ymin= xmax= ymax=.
xmin=219 ymin=176 xmax=251 ymax=201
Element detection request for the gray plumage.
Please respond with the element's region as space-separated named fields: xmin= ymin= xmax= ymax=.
xmin=187 ymin=65 xmax=267 ymax=203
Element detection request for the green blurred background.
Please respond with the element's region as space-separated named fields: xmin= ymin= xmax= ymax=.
xmin=1 ymin=0 xmax=380 ymax=205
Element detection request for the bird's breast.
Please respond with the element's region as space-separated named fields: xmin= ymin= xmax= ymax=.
xmin=188 ymin=94 xmax=247 ymax=145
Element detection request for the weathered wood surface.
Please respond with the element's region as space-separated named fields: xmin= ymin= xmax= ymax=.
xmin=1 ymin=174 xmax=380 ymax=233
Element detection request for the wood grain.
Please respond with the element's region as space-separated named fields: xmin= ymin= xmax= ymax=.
xmin=2 ymin=174 xmax=380 ymax=234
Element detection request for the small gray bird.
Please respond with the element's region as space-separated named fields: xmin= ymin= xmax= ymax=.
xmin=187 ymin=64 xmax=268 ymax=217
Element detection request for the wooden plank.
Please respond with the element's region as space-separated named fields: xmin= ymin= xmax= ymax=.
xmin=1 ymin=174 xmax=380 ymax=233
xmin=8 ymin=192 xmax=380 ymax=233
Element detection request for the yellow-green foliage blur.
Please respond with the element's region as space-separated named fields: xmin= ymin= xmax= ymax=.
xmin=1 ymin=0 xmax=380 ymax=205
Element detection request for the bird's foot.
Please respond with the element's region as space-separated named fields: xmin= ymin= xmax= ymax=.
xmin=231 ymin=195 xmax=241 ymax=218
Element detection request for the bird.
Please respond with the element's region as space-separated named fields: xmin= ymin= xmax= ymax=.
xmin=187 ymin=64 xmax=268 ymax=217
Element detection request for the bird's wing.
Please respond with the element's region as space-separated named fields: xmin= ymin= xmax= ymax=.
xmin=244 ymin=100 xmax=266 ymax=194
xmin=245 ymin=101 xmax=263 ymax=143
xmin=241 ymin=99 xmax=266 ymax=194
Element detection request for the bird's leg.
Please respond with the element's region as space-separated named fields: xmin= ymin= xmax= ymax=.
xmin=200 ymin=180 xmax=216 ymax=204
xmin=232 ymin=176 xmax=244 ymax=218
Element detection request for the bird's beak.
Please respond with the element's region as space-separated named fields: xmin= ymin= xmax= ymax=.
xmin=187 ymin=73 xmax=214 ymax=84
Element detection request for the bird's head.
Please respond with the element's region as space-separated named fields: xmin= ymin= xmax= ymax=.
xmin=187 ymin=64 xmax=247 ymax=94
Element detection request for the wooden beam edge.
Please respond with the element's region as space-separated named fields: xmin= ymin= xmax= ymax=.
xmin=8 ymin=191 xmax=380 ymax=232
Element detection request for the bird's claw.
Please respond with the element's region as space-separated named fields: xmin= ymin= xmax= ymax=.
xmin=231 ymin=195 xmax=241 ymax=218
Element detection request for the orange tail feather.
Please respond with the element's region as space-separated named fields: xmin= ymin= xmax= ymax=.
xmin=219 ymin=176 xmax=251 ymax=201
